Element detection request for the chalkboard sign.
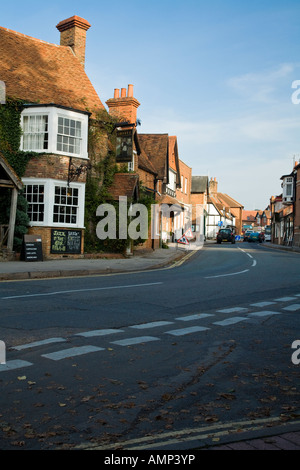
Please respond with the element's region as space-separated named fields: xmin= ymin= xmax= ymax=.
xmin=51 ymin=229 xmax=82 ymax=254
xmin=21 ymin=234 xmax=43 ymax=262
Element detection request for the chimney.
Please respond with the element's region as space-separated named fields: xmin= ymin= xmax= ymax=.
xmin=56 ymin=15 xmax=91 ymax=67
xmin=209 ymin=177 xmax=218 ymax=195
xmin=106 ymin=84 xmax=140 ymax=125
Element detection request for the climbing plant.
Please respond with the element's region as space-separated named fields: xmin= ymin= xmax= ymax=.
xmin=84 ymin=109 xmax=154 ymax=254
xmin=0 ymin=98 xmax=41 ymax=250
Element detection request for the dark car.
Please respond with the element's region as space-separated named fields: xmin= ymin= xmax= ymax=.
xmin=216 ymin=228 xmax=235 ymax=244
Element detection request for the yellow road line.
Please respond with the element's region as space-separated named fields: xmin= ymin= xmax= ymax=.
xmin=75 ymin=416 xmax=295 ymax=450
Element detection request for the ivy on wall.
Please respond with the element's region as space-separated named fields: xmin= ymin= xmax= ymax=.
xmin=84 ymin=109 xmax=154 ymax=254
xmin=0 ymin=101 xmax=154 ymax=254
xmin=0 ymin=98 xmax=41 ymax=250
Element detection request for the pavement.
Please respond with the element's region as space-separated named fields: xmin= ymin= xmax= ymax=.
xmin=201 ymin=421 xmax=300 ymax=450
xmin=0 ymin=245 xmax=193 ymax=281
xmin=0 ymin=240 xmax=299 ymax=450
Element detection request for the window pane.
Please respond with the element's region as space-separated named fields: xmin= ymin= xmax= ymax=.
xmin=56 ymin=116 xmax=82 ymax=155
xmin=52 ymin=185 xmax=78 ymax=224
xmin=24 ymin=184 xmax=44 ymax=222
xmin=22 ymin=115 xmax=48 ymax=151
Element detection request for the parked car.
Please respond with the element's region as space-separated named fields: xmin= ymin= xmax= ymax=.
xmin=216 ymin=228 xmax=235 ymax=244
xmin=243 ymin=230 xmax=253 ymax=241
xmin=248 ymin=232 xmax=264 ymax=243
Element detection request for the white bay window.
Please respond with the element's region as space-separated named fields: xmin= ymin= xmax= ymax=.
xmin=22 ymin=178 xmax=85 ymax=228
xmin=21 ymin=105 xmax=89 ymax=159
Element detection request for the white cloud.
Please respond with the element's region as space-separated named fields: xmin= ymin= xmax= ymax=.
xmin=227 ymin=63 xmax=297 ymax=103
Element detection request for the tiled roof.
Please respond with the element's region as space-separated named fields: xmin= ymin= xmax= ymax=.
xmin=138 ymin=147 xmax=158 ymax=175
xmin=242 ymin=210 xmax=258 ymax=220
xmin=191 ymin=176 xmax=208 ymax=193
xmin=108 ymin=173 xmax=139 ymax=201
xmin=0 ymin=152 xmax=23 ymax=189
xmin=138 ymin=134 xmax=169 ymax=180
xmin=158 ymin=194 xmax=184 ymax=209
xmin=217 ymin=193 xmax=243 ymax=208
xmin=168 ymin=136 xmax=177 ymax=172
xmin=0 ymin=26 xmax=104 ymax=116
xmin=134 ymin=134 xmax=157 ymax=175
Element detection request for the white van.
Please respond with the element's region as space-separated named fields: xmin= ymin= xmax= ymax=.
xmin=264 ymin=226 xmax=271 ymax=242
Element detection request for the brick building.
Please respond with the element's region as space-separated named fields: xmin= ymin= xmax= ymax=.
xmin=191 ymin=176 xmax=243 ymax=239
xmin=270 ymin=161 xmax=300 ymax=247
xmin=138 ymin=133 xmax=189 ymax=243
xmin=0 ymin=16 xmax=105 ymax=258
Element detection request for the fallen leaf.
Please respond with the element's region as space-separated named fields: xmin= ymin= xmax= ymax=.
xmin=219 ymin=393 xmax=236 ymax=400
xmin=17 ymin=376 xmax=26 ymax=381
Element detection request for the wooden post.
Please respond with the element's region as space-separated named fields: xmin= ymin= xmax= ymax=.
xmin=7 ymin=187 xmax=18 ymax=252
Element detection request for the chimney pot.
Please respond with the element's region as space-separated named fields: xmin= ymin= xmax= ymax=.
xmin=127 ymin=84 xmax=134 ymax=97
xmin=114 ymin=89 xmax=120 ymax=98
xmin=121 ymin=88 xmax=126 ymax=98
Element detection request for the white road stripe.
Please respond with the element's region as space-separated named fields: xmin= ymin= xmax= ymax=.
xmin=251 ymin=301 xmax=276 ymax=307
xmin=249 ymin=311 xmax=281 ymax=317
xmin=274 ymin=296 xmax=297 ymax=302
xmin=214 ymin=317 xmax=248 ymax=326
xmin=176 ymin=313 xmax=214 ymax=321
xmin=282 ymin=304 xmax=300 ymax=312
xmin=111 ymin=336 xmax=160 ymax=346
xmin=205 ymin=269 xmax=249 ymax=279
xmin=41 ymin=345 xmax=104 ymax=361
xmin=129 ymin=321 xmax=174 ymax=329
xmin=217 ymin=307 xmax=248 ymax=314
xmin=1 ymin=282 xmax=163 ymax=300
xmin=76 ymin=329 xmax=124 ymax=337
xmin=165 ymin=326 xmax=210 ymax=336
xmin=12 ymin=337 xmax=66 ymax=350
xmin=0 ymin=360 xmax=33 ymax=372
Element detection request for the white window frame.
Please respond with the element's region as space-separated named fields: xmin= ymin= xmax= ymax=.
xmin=22 ymin=178 xmax=85 ymax=228
xmin=20 ymin=106 xmax=89 ymax=159
xmin=128 ymin=151 xmax=136 ymax=172
xmin=167 ymin=169 xmax=177 ymax=192
xmin=282 ymin=176 xmax=294 ymax=198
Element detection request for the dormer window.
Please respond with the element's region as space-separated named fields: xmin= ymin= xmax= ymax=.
xmin=282 ymin=176 xmax=294 ymax=204
xmin=20 ymin=105 xmax=89 ymax=158
xmin=285 ymin=177 xmax=293 ymax=197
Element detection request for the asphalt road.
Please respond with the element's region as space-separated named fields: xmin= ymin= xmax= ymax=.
xmin=0 ymin=242 xmax=299 ymax=450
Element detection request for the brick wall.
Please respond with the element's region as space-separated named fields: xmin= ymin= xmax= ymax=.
xmin=27 ymin=226 xmax=85 ymax=259
xmin=24 ymin=154 xmax=87 ymax=183
xmin=177 ymin=160 xmax=192 ymax=205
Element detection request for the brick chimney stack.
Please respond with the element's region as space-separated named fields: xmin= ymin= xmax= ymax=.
xmin=106 ymin=85 xmax=140 ymax=125
xmin=56 ymin=16 xmax=91 ymax=68
xmin=209 ymin=177 xmax=218 ymax=195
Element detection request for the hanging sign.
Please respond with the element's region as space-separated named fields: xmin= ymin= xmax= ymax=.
xmin=116 ymin=129 xmax=133 ymax=163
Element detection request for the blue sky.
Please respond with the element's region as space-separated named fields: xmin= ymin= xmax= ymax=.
xmin=2 ymin=0 xmax=300 ymax=209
